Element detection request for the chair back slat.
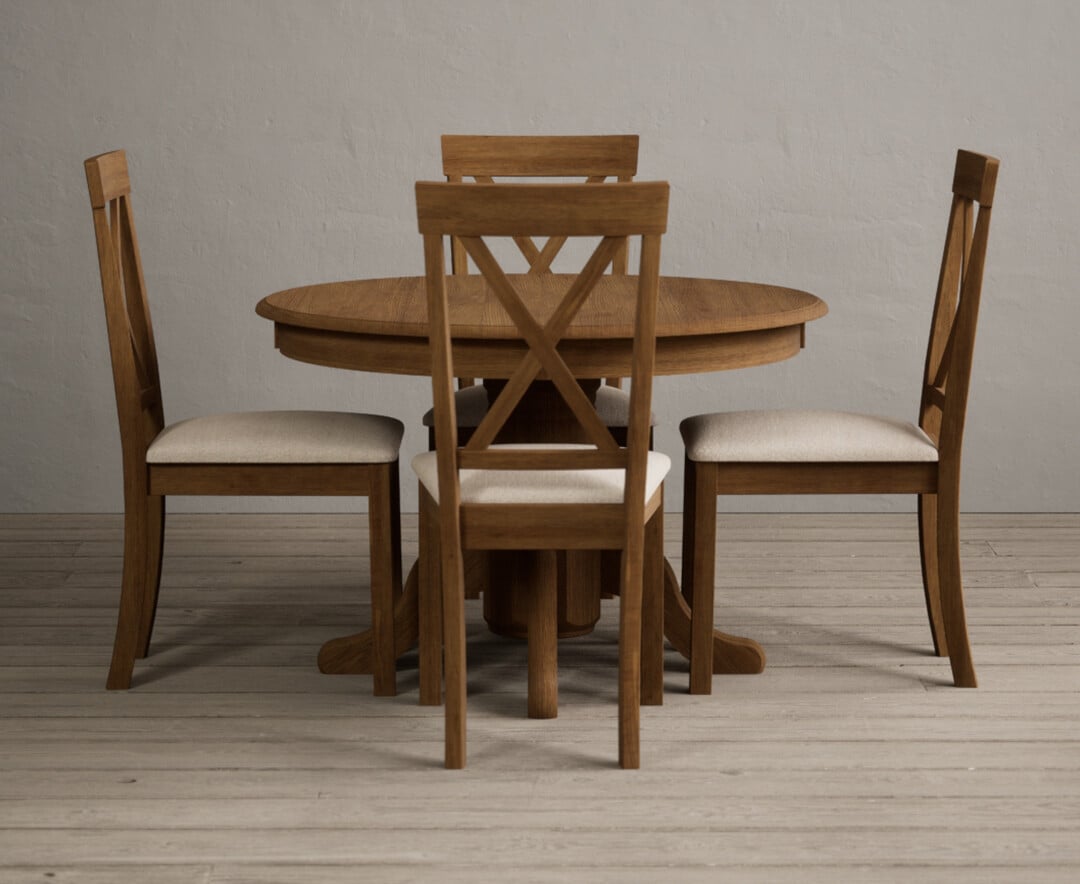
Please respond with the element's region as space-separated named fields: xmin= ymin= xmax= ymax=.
xmin=85 ymin=149 xmax=132 ymax=208
xmin=417 ymin=182 xmax=669 ymax=236
xmin=919 ymin=150 xmax=998 ymax=452
xmin=442 ymin=135 xmax=638 ymax=179
xmin=85 ymin=151 xmax=165 ymax=462
xmin=952 ymin=150 xmax=999 ymax=206
xmin=443 ymin=136 xmax=638 ymax=279
xmin=416 ymin=181 xmax=668 ymax=520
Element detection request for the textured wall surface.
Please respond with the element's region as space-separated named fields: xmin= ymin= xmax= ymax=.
xmin=2 ymin=0 xmax=1077 ymax=513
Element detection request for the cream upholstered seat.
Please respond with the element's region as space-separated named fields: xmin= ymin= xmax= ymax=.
xmin=415 ymin=179 xmax=669 ymax=769
xmin=413 ymin=445 xmax=669 ymax=505
xmin=85 ymin=150 xmax=405 ymax=696
xmin=148 ymin=411 xmax=403 ymax=464
xmin=680 ymin=410 xmax=938 ymax=463
xmin=678 ymin=150 xmax=998 ymax=695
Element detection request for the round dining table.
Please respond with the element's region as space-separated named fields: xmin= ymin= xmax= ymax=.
xmin=257 ymin=273 xmax=827 ymax=681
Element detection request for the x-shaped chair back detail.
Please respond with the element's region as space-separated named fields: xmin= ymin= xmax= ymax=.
xmin=86 ymin=150 xmax=166 ymax=467
xmin=441 ymin=135 xmax=639 ymax=277
xmin=918 ymin=150 xmax=999 ymax=464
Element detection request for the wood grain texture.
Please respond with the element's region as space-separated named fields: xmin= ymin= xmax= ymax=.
xmin=441 ymin=134 xmax=639 ymax=178
xmin=258 ymin=274 xmax=826 ymax=340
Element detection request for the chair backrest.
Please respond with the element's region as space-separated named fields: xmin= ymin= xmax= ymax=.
xmin=416 ymin=181 xmax=668 ymax=520
xmin=918 ymin=150 xmax=999 ymax=462
xmin=85 ymin=150 xmax=165 ymax=466
xmin=441 ymin=135 xmax=639 ymax=276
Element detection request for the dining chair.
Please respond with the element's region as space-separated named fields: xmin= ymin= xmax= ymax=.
xmin=423 ymin=134 xmax=646 ymax=446
xmin=422 ymin=136 xmax=654 ymax=627
xmin=85 ymin=150 xmax=405 ymax=695
xmin=679 ymin=149 xmax=998 ymax=693
xmin=414 ymin=180 xmax=670 ymax=768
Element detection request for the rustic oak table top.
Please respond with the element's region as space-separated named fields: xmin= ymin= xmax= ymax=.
xmin=256 ymin=274 xmax=828 ymax=377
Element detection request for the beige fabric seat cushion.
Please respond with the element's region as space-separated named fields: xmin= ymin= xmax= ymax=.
xmin=680 ymin=409 xmax=939 ymax=463
xmin=412 ymin=444 xmax=670 ymax=505
xmin=147 ymin=411 xmax=404 ymax=464
xmin=421 ymin=384 xmax=654 ymax=428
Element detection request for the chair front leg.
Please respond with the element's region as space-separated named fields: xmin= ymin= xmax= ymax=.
xmin=107 ymin=488 xmax=151 ymax=690
xmin=918 ymin=492 xmax=948 ymax=657
xmin=418 ymin=488 xmax=443 ymax=706
xmin=440 ymin=514 xmax=468 ymax=769
xmin=136 ymin=493 xmax=165 ymax=659
xmin=618 ymin=535 xmax=645 ymax=770
xmin=936 ymin=478 xmax=977 ymax=687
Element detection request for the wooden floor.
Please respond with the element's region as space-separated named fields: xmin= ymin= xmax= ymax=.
xmin=1 ymin=512 xmax=1078 ymax=882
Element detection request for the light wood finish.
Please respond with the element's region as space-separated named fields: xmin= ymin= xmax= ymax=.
xmin=681 ymin=149 xmax=999 ymax=693
xmin=83 ymin=150 xmax=404 ymax=695
xmin=416 ymin=181 xmax=669 ymax=769
xmin=3 ymin=511 xmax=1079 ymax=881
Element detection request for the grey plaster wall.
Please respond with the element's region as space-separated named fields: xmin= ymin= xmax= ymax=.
xmin=2 ymin=0 xmax=1077 ymax=513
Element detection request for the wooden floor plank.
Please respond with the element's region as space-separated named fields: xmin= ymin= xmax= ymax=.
xmin=0 ymin=512 xmax=1077 ymax=879
xmin=4 ymin=766 xmax=1079 ymax=800
xmin=1 ymin=827 xmax=1078 ymax=867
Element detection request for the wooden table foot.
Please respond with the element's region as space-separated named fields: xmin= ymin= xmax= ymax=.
xmin=317 ymin=563 xmax=420 ymax=674
xmin=662 ymin=559 xmax=766 ymax=675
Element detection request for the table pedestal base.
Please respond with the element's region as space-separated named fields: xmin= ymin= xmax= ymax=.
xmin=482 ymin=550 xmax=604 ymax=639
xmin=316 ymin=557 xmax=766 ymax=679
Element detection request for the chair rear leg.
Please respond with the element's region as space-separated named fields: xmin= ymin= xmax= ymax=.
xmin=369 ymin=465 xmax=399 ymax=697
xmin=937 ymin=482 xmax=976 ymax=687
xmin=680 ymin=456 xmax=697 ymax=605
xmin=917 ymin=493 xmax=948 ymax=657
xmin=107 ymin=492 xmax=150 ymax=690
xmin=136 ymin=494 xmax=165 ymax=659
xmin=687 ymin=461 xmax=718 ymax=695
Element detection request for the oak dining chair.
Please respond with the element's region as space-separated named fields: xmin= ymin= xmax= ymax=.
xmin=413 ymin=180 xmax=670 ymax=768
xmin=679 ymin=149 xmax=998 ymax=693
xmin=423 ymin=134 xmax=646 ymax=446
xmin=85 ymin=150 xmax=405 ymax=695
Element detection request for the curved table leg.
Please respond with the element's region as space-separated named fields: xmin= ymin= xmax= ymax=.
xmin=662 ymin=559 xmax=766 ymax=675
xmin=318 ymin=561 xmax=420 ymax=674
